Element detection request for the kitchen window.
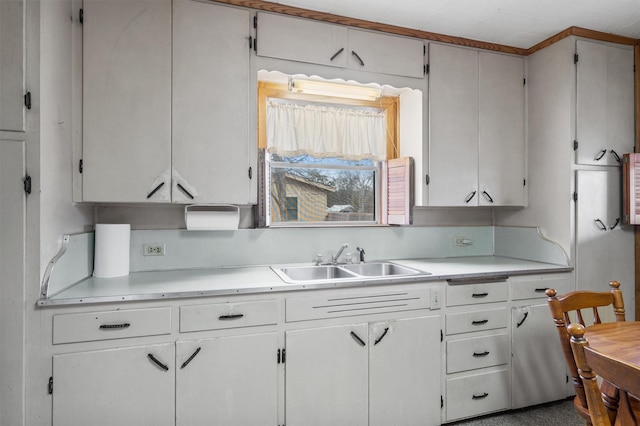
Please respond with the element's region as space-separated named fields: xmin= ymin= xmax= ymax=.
xmin=257 ymin=76 xmax=412 ymax=227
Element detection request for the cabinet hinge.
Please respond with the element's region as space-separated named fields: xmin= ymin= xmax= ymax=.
xmin=48 ymin=377 xmax=53 ymax=395
xmin=566 ymin=375 xmax=569 ymax=384
xmin=573 ymin=192 xmax=578 ymax=202
xmin=249 ymin=36 xmax=253 ymax=50
xmin=277 ymin=348 xmax=286 ymax=364
xmin=248 ymin=166 xmax=253 ymax=179
xmin=253 ymin=15 xmax=257 ymax=29
xmin=282 ymin=348 xmax=286 ymax=363
xmin=523 ymin=179 xmax=526 ymax=187
xmin=424 ymin=63 xmax=430 ymax=75
xmin=79 ymin=159 xmax=83 ymax=174
xmin=24 ymin=91 xmax=31 ymax=110
xmin=423 ymin=45 xmax=426 ymax=56
xmin=573 ymin=140 xmax=578 ymax=151
xmin=23 ymin=175 xmax=31 ymax=195
xmin=440 ymin=329 xmax=443 ymax=342
xmin=79 ymin=8 xmax=83 ymax=24
xmin=441 ymin=395 xmax=444 ymax=408
xmin=425 ymin=174 xmax=430 ymax=185
xmin=523 ymin=78 xmax=526 ymax=85
xmin=574 ymin=53 xmax=579 ymax=64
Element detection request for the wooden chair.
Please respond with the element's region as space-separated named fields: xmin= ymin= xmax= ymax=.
xmin=546 ymin=281 xmax=625 ymax=425
xmin=568 ymin=323 xmax=612 ymax=426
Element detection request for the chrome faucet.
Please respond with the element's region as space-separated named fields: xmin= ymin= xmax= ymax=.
xmin=332 ymin=243 xmax=349 ymax=264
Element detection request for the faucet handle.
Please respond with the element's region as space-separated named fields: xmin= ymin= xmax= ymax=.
xmin=314 ymin=254 xmax=324 ymax=265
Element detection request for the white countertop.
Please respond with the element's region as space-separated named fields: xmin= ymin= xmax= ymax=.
xmin=38 ymin=256 xmax=571 ymax=306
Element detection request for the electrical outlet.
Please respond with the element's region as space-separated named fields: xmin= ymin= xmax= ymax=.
xmin=454 ymin=237 xmax=473 ymax=247
xmin=144 ymin=243 xmax=165 ymax=256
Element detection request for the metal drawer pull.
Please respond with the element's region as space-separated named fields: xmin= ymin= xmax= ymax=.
xmin=350 ymin=331 xmax=366 ymax=347
xmin=481 ymin=190 xmax=494 ymax=203
xmin=351 ymin=50 xmax=365 ymax=66
xmin=180 ymin=347 xmax=201 ymax=369
xmin=464 ymin=190 xmax=476 ymax=203
xmin=473 ymin=351 xmax=490 ymax=357
xmin=374 ymin=327 xmax=389 ymax=345
xmin=610 ymin=218 xmax=620 ymax=230
xmin=146 ymin=182 xmax=165 ymax=199
xmin=516 ymin=312 xmax=529 ymax=328
xmin=610 ymin=149 xmax=621 ymax=163
xmin=472 ymin=392 xmax=489 ymax=400
xmin=147 ymin=353 xmax=169 ymax=371
xmin=595 ymin=218 xmax=607 ymax=231
xmin=218 ymin=314 xmax=244 ymax=321
xmin=99 ymin=323 xmax=131 ymax=330
xmin=472 ymin=292 xmax=489 ymax=298
xmin=594 ymin=149 xmax=607 ymax=161
xmin=534 ymin=288 xmax=548 ymax=293
xmin=177 ymin=183 xmax=194 ymax=199
xmin=471 ymin=319 xmax=489 ymax=325
xmin=330 ymin=48 xmax=344 ymax=61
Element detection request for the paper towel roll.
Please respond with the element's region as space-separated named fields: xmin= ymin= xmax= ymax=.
xmin=93 ymin=224 xmax=130 ymax=278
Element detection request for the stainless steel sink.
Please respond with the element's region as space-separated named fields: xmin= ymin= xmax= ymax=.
xmin=272 ymin=262 xmax=429 ymax=284
xmin=276 ymin=265 xmax=358 ymax=281
xmin=341 ymin=262 xmax=422 ymax=277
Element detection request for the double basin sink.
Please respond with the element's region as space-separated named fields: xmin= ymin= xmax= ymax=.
xmin=271 ymin=262 xmax=430 ymax=284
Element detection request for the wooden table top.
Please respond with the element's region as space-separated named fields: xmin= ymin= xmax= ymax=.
xmin=584 ymin=321 xmax=640 ymax=397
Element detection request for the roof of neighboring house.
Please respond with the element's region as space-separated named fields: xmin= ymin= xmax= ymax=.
xmin=285 ymin=173 xmax=335 ymax=192
xmin=327 ymin=205 xmax=356 ymax=213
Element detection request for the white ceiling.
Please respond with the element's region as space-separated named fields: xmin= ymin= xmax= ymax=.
xmin=270 ymin=0 xmax=640 ymax=48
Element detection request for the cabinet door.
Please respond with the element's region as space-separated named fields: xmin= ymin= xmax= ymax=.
xmin=511 ymin=304 xmax=567 ymax=408
xmin=576 ymin=170 xmax=635 ymax=319
xmin=428 ymin=44 xmax=479 ymax=206
xmin=286 ymin=323 xmax=369 ymax=426
xmin=172 ymin=0 xmax=253 ymax=203
xmin=82 ymin=0 xmax=172 ymax=202
xmin=256 ymin=12 xmax=348 ymax=68
xmin=369 ymin=316 xmax=441 ymax=426
xmin=347 ymin=30 xmax=424 ymax=78
xmin=478 ymin=52 xmax=526 ymax=206
xmin=576 ymin=40 xmax=634 ymax=166
xmin=0 ymin=0 xmax=25 ymax=132
xmin=176 ymin=332 xmax=278 ymax=426
xmin=52 ymin=344 xmax=174 ymax=426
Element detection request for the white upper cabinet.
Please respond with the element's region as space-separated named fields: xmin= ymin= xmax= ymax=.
xmin=172 ymin=0 xmax=253 ymax=204
xmin=82 ymin=0 xmax=172 ymax=202
xmin=575 ymin=40 xmax=634 ymax=167
xmin=478 ymin=51 xmax=526 ymax=206
xmin=0 ymin=0 xmax=26 ymax=132
xmin=256 ymin=12 xmax=348 ymax=68
xmin=256 ymin=12 xmax=424 ymax=79
xmin=428 ymin=43 xmax=526 ymax=207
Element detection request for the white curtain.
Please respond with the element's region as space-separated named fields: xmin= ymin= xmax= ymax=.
xmin=266 ymin=100 xmax=387 ymax=161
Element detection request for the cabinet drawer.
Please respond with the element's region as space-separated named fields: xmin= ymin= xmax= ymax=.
xmin=53 ymin=307 xmax=171 ymax=344
xmin=511 ymin=276 xmax=569 ymax=300
xmin=446 ymin=308 xmax=507 ymax=335
xmin=446 ymin=333 xmax=509 ymax=373
xmin=446 ymin=369 xmax=510 ymax=421
xmin=286 ymin=288 xmax=430 ymax=322
xmin=446 ymin=280 xmax=508 ymax=306
xmin=180 ymin=300 xmax=278 ymax=332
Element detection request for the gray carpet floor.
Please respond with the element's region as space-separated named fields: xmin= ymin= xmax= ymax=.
xmin=449 ymin=398 xmax=584 ymax=426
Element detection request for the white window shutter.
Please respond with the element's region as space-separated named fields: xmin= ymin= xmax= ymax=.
xmin=623 ymin=153 xmax=640 ymax=225
xmin=383 ymin=157 xmax=414 ymax=225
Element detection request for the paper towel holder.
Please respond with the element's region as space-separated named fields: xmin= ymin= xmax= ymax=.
xmin=184 ymin=204 xmax=240 ymax=230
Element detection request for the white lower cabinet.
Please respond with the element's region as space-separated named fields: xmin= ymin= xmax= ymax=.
xmin=285 ymin=316 xmax=441 ymax=426
xmin=176 ymin=332 xmax=278 ymax=426
xmin=446 ymin=369 xmax=510 ymax=421
xmin=52 ymin=344 xmax=175 ymax=426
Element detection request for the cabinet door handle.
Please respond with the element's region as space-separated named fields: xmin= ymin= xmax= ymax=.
xmin=610 ymin=150 xmax=621 ymax=163
xmin=471 ymin=292 xmax=489 ymax=298
xmin=374 ymin=327 xmax=389 ymax=345
xmin=473 ymin=351 xmax=490 ymax=357
xmin=147 ymin=353 xmax=169 ymax=371
xmin=534 ymin=288 xmax=548 ymax=293
xmin=595 ymin=218 xmax=607 ymax=231
xmin=516 ymin=312 xmax=529 ymax=328
xmin=481 ymin=190 xmax=494 ymax=203
xmin=471 ymin=319 xmax=488 ymax=325
xmin=218 ymin=314 xmax=244 ymax=321
xmin=99 ymin=323 xmax=131 ymax=330
xmin=464 ymin=190 xmax=477 ymax=203
xmin=351 ymin=50 xmax=365 ymax=66
xmin=330 ymin=47 xmax=344 ymax=61
xmin=610 ymin=218 xmax=620 ymax=230
xmin=146 ymin=182 xmax=165 ymax=199
xmin=594 ymin=149 xmax=607 ymax=161
xmin=350 ymin=331 xmax=366 ymax=347
xmin=180 ymin=347 xmax=201 ymax=369
xmin=472 ymin=392 xmax=489 ymax=400
xmin=176 ymin=183 xmax=195 ymax=199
